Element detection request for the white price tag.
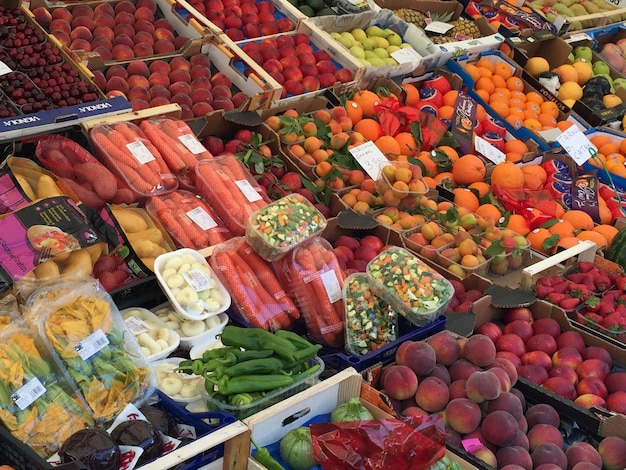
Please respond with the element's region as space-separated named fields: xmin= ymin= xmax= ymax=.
xmin=349 ymin=141 xmax=389 ymax=179
xmin=0 ymin=61 xmax=12 ymax=76
xmin=390 ymin=47 xmax=422 ymax=65
xmin=75 ymin=329 xmax=109 ymax=360
xmin=425 ymin=21 xmax=454 ymax=34
xmin=320 ymin=269 xmax=342 ymax=303
xmin=186 ymin=207 xmax=217 ymax=230
xmin=235 ymin=179 xmax=263 ymax=202
xmin=179 ymin=134 xmax=206 ymax=155
xmin=182 ymin=269 xmax=212 ymax=291
xmin=474 ymin=135 xmax=506 ymax=164
xmin=12 ymin=378 xmax=46 ymax=410
xmin=556 ymin=126 xmax=597 ymax=165
xmin=125 ymin=315 xmax=151 ymax=335
xmin=127 ymin=141 xmax=156 ymax=164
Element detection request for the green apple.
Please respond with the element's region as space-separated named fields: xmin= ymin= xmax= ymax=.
xmin=596 ymin=73 xmax=615 ymax=92
xmin=614 ymin=78 xmax=626 ymax=91
xmin=592 ymin=60 xmax=610 ymax=76
xmin=573 ymin=46 xmax=593 ymax=62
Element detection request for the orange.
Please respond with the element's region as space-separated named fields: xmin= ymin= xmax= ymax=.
xmin=394 ymin=132 xmax=418 ymax=155
xmin=506 ymin=152 xmax=523 ymax=163
xmin=508 ymin=98 xmax=525 ymax=110
xmin=525 ymin=101 xmax=541 ymax=113
xmin=443 ymin=90 xmax=459 ymax=107
xmin=619 ymin=138 xmax=626 ymax=156
xmin=345 ymin=100 xmax=363 ymax=124
xmin=526 ymin=91 xmax=544 ymax=105
xmin=438 ymin=105 xmax=455 ymax=121
xmin=523 ymin=118 xmax=543 ymax=131
xmin=598 ymin=202 xmax=613 ymax=224
xmin=475 ymin=89 xmax=490 ymax=102
xmin=423 ymin=176 xmax=438 ymax=188
xmin=593 ymin=224 xmax=619 ymax=246
xmin=464 ymin=64 xmax=482 ymax=82
xmin=475 ymin=203 xmax=503 ymax=224
xmin=452 ymin=188 xmax=480 ymax=212
xmin=416 ymin=151 xmax=438 ymax=176
xmin=590 ymin=134 xmax=611 ymax=149
xmin=557 ymin=121 xmax=574 ymax=131
xmin=504 ymin=139 xmax=529 ymax=155
xmin=555 ymin=236 xmax=581 ymax=251
xmin=375 ymin=135 xmax=402 ymax=157
xmin=491 ymin=74 xmax=506 ymax=90
xmin=490 ymin=100 xmax=510 ymax=118
xmin=438 ymin=145 xmax=460 ymax=164
xmin=506 ymin=77 xmax=524 ymax=92
xmin=353 ymin=118 xmax=383 ymax=142
xmin=476 ymin=58 xmax=495 ymax=73
xmin=510 ymin=90 xmax=527 ymax=102
xmin=352 ymin=90 xmax=381 ymax=117
xmin=506 ymin=213 xmax=531 ymax=236
xmin=476 ymin=77 xmax=496 ymax=95
xmin=521 ymin=164 xmax=547 ymax=184
xmin=494 ymin=62 xmax=513 ymax=80
xmin=576 ymin=230 xmax=608 ymax=249
xmin=478 ymin=67 xmax=493 ymax=78
xmin=490 ymin=161 xmax=525 ymax=189
xmin=561 ymin=209 xmax=595 ymax=230
xmin=506 ymin=113 xmax=524 ymax=129
xmin=599 ymin=142 xmax=620 ymax=157
xmin=468 ymin=181 xmax=491 ymax=198
xmin=493 ymin=87 xmax=512 ymax=100
xmin=400 ymin=83 xmax=419 ymax=106
xmin=538 ymin=113 xmax=557 ymax=129
xmin=476 ymin=104 xmax=487 ymax=123
xmin=547 ymin=218 xmax=576 ymax=239
xmin=527 ymin=227 xmax=556 ymax=255
xmin=523 ymin=109 xmax=539 ymax=121
xmin=540 ymin=101 xmax=560 ymax=119
xmin=434 ymin=171 xmax=454 ymax=185
xmin=452 ymin=153 xmax=487 ymax=185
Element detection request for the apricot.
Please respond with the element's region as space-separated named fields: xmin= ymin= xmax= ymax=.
xmin=463 ymin=334 xmax=496 ymax=367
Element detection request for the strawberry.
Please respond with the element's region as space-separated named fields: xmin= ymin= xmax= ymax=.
xmin=535 ymin=284 xmax=555 ymax=299
xmin=581 ymin=312 xmax=603 ymax=326
xmin=559 ymin=297 xmax=580 ymax=310
xmin=615 ymin=276 xmax=626 ymax=292
xmin=594 ymin=275 xmax=611 ymax=292
xmin=597 ymin=301 xmax=614 ymax=316
xmin=584 ymin=295 xmax=601 ymax=312
xmin=576 ymin=261 xmax=596 ymax=273
xmin=546 ymin=292 xmax=566 ymax=305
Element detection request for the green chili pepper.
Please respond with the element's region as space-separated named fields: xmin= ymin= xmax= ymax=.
xmin=215 ymin=374 xmax=294 ymax=395
xmin=228 ymin=392 xmax=263 ymax=406
xmin=231 ymin=349 xmax=274 ymax=362
xmin=220 ymin=326 xmax=297 ymax=363
xmin=178 ymin=353 xmax=237 ymax=376
xmin=275 ymin=329 xmax=316 ymax=350
xmin=202 ymin=347 xmax=237 ymax=360
xmin=223 ymin=357 xmax=284 ymax=377
xmin=293 ymin=363 xmax=321 ymax=380
xmin=251 ymin=437 xmax=285 ymax=470
xmin=292 ymin=344 xmax=322 ymax=363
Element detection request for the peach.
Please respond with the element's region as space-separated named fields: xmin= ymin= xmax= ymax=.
xmin=135 ymin=6 xmax=154 ymax=22
xmin=487 ymin=391 xmax=524 ymax=420
xmin=518 ymin=364 xmax=549 ymax=385
xmin=106 ymin=76 xmax=130 ymax=95
xmin=448 ymin=379 xmax=467 ymax=399
xmin=466 ymin=370 xmax=501 ymax=403
xmin=489 ymin=366 xmax=512 ymax=392
xmin=598 ymin=436 xmax=626 ymax=470
xmin=169 ymin=81 xmax=191 ymax=96
xmin=463 ymin=334 xmax=496 ymax=367
xmin=169 ymin=69 xmax=191 ymax=84
xmin=581 ymin=346 xmax=612 ymax=365
xmin=496 ymin=334 xmax=526 ymax=357
xmin=134 ymin=19 xmax=155 ymax=34
xmin=496 ymin=447 xmax=533 ymax=470
xmin=93 ymin=46 xmax=113 ymax=61
xmin=91 ymin=36 xmax=113 ymax=50
xmin=154 ymin=18 xmax=174 ymax=31
xmin=526 ymin=334 xmax=558 ymax=356
xmin=496 ymin=351 xmax=522 ymax=368
xmin=503 ymin=320 xmax=534 ymax=343
xmin=605 ymin=371 xmax=626 ymax=393
xmin=475 ymin=321 xmax=503 ymax=343
xmin=465 ymin=428 xmax=498 ymax=453
xmin=92 ymin=70 xmax=107 ymax=90
xmin=565 ymin=442 xmax=602 ymax=470
xmin=487 ymin=357 xmax=519 ymax=385
xmin=51 ymin=30 xmax=71 ymax=47
xmin=503 ymin=307 xmax=534 ymax=324
xmin=516 ymin=427 xmax=530 ymax=446
xmin=154 ymin=27 xmax=175 ymax=42
xmin=552 ymin=347 xmax=583 ymax=370
xmin=191 ymin=66 xmax=212 ymax=82
xmin=32 ymin=7 xmax=52 ymax=29
xmin=150 ymin=96 xmax=171 ymax=107
xmin=415 ymin=376 xmax=449 ymax=412
xmin=527 ymin=424 xmax=563 ymax=452
xmin=115 ymin=0 xmax=136 ymax=15
xmin=127 ymin=75 xmax=150 ymax=90
xmin=426 ymin=331 xmax=460 ymax=366
xmin=482 ymin=410 xmax=519 ymax=447
xmin=113 ymin=23 xmax=135 ymax=40
xmin=94 ymin=13 xmax=116 ymax=29
xmin=444 ymin=397 xmax=481 ymax=434
xmin=429 ymin=363 xmax=451 ymax=385
xmin=576 ymin=377 xmax=608 ymax=398
xmin=191 ymin=77 xmax=212 ymax=94
xmin=448 ymin=359 xmax=481 ymax=382
xmin=126 ymin=61 xmax=150 ymax=78
xmin=149 ymin=60 xmax=171 ymax=75
xmin=115 ymin=11 xmax=135 ymax=26
xmin=606 ymin=391 xmax=626 ymax=414
xmin=154 ymin=39 xmax=176 ymax=54
xmin=136 ymin=0 xmax=157 ymax=14
xmin=570 ymin=464 xmax=600 ymax=470
xmin=192 ymin=101 xmax=214 ymax=117
xmin=532 ymin=318 xmax=562 ymax=338
xmin=70 ymin=25 xmax=93 ymax=42
xmin=52 ymin=8 xmax=72 ymax=22
xmin=134 ymin=31 xmax=154 ymax=47
xmin=395 ymin=341 xmax=436 ymax=376
xmin=211 ymin=72 xmax=232 ymax=88
xmin=212 ymin=84 xmax=232 ymax=99
xmin=445 ymin=427 xmax=462 ymax=446
xmin=549 ymin=364 xmax=578 ymax=386
xmin=532 ymin=443 xmax=568 ymax=470
xmin=171 ymin=93 xmax=193 ymax=109
xmin=70 ymin=38 xmax=91 ymax=52
xmin=577 ymin=359 xmax=610 ymax=381
xmin=522 ymin=350 xmax=553 ymax=371
xmin=111 ymin=44 xmax=134 ymax=60
xmin=71 ymin=16 xmax=95 ymax=31
xmin=113 ymin=34 xmax=134 ymax=48
xmin=542 ymin=376 xmax=577 ymax=400
xmin=525 ymin=403 xmax=560 ymax=429
xmin=381 ymin=365 xmax=418 ymax=401
xmin=131 ymin=99 xmax=151 ymax=111
xmin=574 ymin=394 xmax=606 ymax=409
xmin=511 ymin=388 xmax=526 ymax=410
xmin=556 ymin=331 xmax=586 ymax=354
xmin=133 ymin=43 xmax=153 ymax=57
xmin=127 ymin=87 xmax=151 ymax=102
xmin=212 ymin=97 xmax=235 ymax=111
xmin=71 ymin=4 xmax=94 ymax=19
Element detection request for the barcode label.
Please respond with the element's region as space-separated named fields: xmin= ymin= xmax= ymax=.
xmin=186 ymin=207 xmax=217 ymax=230
xmin=127 ymin=141 xmax=155 ymax=164
xmin=75 ymin=329 xmax=109 ymax=360
xmin=235 ymin=179 xmax=262 ymax=202
xmin=179 ymin=134 xmax=206 ymax=155
xmin=182 ymin=269 xmax=212 ymax=291
xmin=125 ymin=315 xmax=151 ymax=335
xmin=12 ymin=377 xmax=46 ymax=410
xmin=320 ymin=269 xmax=341 ymax=303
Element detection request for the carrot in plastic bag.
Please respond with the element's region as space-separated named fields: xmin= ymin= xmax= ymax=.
xmin=139 ymin=120 xmax=188 ymax=173
xmin=196 ymin=163 xmax=246 ymax=235
xmin=167 ymin=191 xmax=230 ymax=246
xmin=161 ymin=119 xmax=213 ymax=161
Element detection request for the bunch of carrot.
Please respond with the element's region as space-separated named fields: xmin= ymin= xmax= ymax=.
xmin=195 ymin=154 xmax=270 ymax=236
xmin=140 ymin=119 xmax=213 ymax=179
xmin=89 ymin=122 xmax=177 ymax=198
xmin=145 ymin=190 xmax=231 ymax=249
xmin=273 ymin=237 xmax=346 ymax=348
xmin=209 ymin=237 xmax=300 ymax=331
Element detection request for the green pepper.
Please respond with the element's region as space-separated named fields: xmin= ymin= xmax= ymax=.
xmin=231 ymin=349 xmax=274 ymax=362
xmin=222 ymin=357 xmax=284 ymax=377
xmin=177 ymin=353 xmax=237 ymax=376
xmin=220 ymin=326 xmax=297 ymax=363
xmin=202 ymin=347 xmax=237 ymax=360
xmin=251 ymin=437 xmax=285 ymax=470
xmin=214 ymin=374 xmax=294 ymax=395
xmin=229 ymin=392 xmax=263 ymax=406
xmin=275 ymin=330 xmax=316 ymax=350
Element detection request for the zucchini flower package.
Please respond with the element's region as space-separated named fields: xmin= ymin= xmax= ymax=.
xmin=0 ymin=324 xmax=94 ymax=458
xmin=26 ymin=280 xmax=156 ymax=422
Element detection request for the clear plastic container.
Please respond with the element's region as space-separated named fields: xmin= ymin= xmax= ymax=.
xmin=121 ymin=307 xmax=180 ymax=362
xmin=366 ymin=246 xmax=454 ymax=327
xmin=195 ymin=154 xmax=271 ymax=236
xmin=436 ymin=243 xmax=491 ymax=278
xmin=376 ymin=161 xmax=429 ymax=200
xmin=26 ymin=281 xmax=156 ymax=423
xmin=488 ymin=241 xmax=531 ymax=277
xmin=343 ymin=272 xmax=397 ymax=356
xmin=152 ymin=357 xmax=204 ymax=405
xmin=198 ymin=357 xmax=324 ymax=420
xmin=246 ymin=193 xmax=327 ymax=262
xmin=154 ymin=248 xmax=231 ymax=321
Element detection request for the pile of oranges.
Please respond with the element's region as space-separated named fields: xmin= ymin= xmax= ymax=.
xmin=586 ymin=133 xmax=626 ymax=178
xmin=463 ymin=58 xmax=574 ymax=132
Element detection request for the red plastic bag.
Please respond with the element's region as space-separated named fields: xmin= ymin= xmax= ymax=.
xmin=492 ymin=184 xmax=564 ymax=229
xmin=310 ymin=414 xmax=446 ymax=470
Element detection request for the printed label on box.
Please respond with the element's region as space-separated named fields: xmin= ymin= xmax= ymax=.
xmin=76 ymin=329 xmax=109 ymax=360
xmin=186 ymin=207 xmax=217 ymax=230
xmin=12 ymin=377 xmax=45 ymax=410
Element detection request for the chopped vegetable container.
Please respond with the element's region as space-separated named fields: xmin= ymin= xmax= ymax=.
xmin=366 ymin=246 xmax=454 ymax=327
xmin=246 ymin=193 xmax=327 ymax=261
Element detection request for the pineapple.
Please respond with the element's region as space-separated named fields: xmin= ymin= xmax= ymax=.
xmin=393 ymin=9 xmax=481 ymax=43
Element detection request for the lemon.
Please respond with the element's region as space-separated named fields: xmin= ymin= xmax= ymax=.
xmin=557 ymin=82 xmax=583 ymax=101
xmin=525 ymin=57 xmax=550 ymax=78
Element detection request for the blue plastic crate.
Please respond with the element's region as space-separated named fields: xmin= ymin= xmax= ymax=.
xmin=320 ymin=315 xmax=447 ymax=372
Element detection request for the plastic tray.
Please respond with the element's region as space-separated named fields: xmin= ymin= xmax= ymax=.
xmin=121 ymin=307 xmax=180 ymax=362
xmin=246 ymin=193 xmax=327 ymax=262
xmin=321 ymin=314 xmax=446 ymax=372
xmin=152 ymin=357 xmax=204 ymax=405
xmin=376 ymin=161 xmax=429 ymax=200
xmin=199 ymin=357 xmax=324 ymax=420
xmin=436 ymin=243 xmax=491 ymax=279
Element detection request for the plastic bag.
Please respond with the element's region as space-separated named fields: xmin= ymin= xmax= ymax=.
xmin=492 ymin=184 xmax=564 ymax=229
xmin=310 ymin=414 xmax=446 ymax=470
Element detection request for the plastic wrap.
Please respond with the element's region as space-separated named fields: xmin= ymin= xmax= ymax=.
xmin=273 ymin=237 xmax=346 ymax=348
xmin=89 ymin=122 xmax=178 ymax=200
xmin=26 ymin=281 xmax=156 ymax=422
xmin=209 ymin=237 xmax=300 ymax=331
xmin=195 ymin=154 xmax=271 ymax=236
xmin=0 ymin=324 xmax=94 ymax=458
xmin=145 ymin=190 xmax=231 ymax=250
xmin=121 ymin=308 xmax=180 ymax=362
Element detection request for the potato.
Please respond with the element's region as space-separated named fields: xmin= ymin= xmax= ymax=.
xmin=36 ymin=175 xmax=63 ymax=199
xmin=83 ymin=243 xmax=105 ymax=264
xmin=61 ymin=178 xmax=105 ymax=209
xmin=42 ymin=149 xmax=74 ymax=179
xmin=126 ymin=228 xmax=164 ymax=246
xmin=61 ymin=249 xmax=93 ymax=276
xmin=15 ymin=175 xmax=36 ymax=200
xmin=141 ymin=257 xmax=155 ymax=272
xmin=112 ymin=207 xmax=149 ymax=233
xmin=34 ymin=259 xmax=60 ymax=279
xmin=131 ymin=239 xmax=161 ymax=258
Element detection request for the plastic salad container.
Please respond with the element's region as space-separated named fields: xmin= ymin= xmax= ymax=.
xmin=366 ymin=246 xmax=454 ymax=327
